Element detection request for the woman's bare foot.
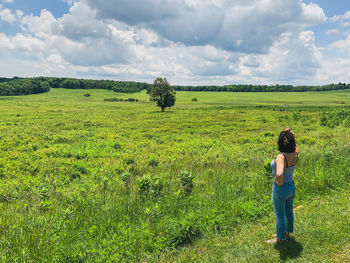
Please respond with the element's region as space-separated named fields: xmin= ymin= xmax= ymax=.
xmin=265 ymin=238 xmax=284 ymax=244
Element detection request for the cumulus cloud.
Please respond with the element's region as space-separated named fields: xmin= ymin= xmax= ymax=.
xmin=0 ymin=7 xmax=17 ymax=23
xmin=54 ymin=35 xmax=132 ymax=66
xmin=0 ymin=32 xmax=46 ymax=61
xmin=17 ymin=2 xmax=135 ymax=66
xmin=85 ymin=0 xmax=326 ymax=53
xmin=20 ymin=9 xmax=59 ymax=37
xmin=255 ymin=31 xmax=322 ymax=82
xmin=4 ymin=0 xmax=350 ymax=85
xmin=329 ymin=10 xmax=350 ymax=26
xmin=2 ymin=0 xmax=14 ymax=3
xmin=316 ymin=57 xmax=350 ymax=84
xmin=59 ymin=2 xmax=111 ymax=40
xmin=329 ymin=33 xmax=350 ymax=53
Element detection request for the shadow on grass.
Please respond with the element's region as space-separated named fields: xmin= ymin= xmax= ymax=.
xmin=274 ymin=237 xmax=303 ymax=261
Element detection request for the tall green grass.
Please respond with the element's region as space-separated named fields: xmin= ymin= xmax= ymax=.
xmin=0 ymin=89 xmax=349 ymax=261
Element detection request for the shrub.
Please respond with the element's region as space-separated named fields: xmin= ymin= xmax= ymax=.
xmin=40 ymin=200 xmax=52 ymax=212
xmin=320 ymin=110 xmax=349 ymax=128
xmin=320 ymin=114 xmax=340 ymax=128
xmin=0 ymin=163 xmax=4 ymax=179
xmin=293 ymin=112 xmax=301 ymax=121
xmin=325 ymin=151 xmax=335 ymax=164
xmin=344 ymin=117 xmax=350 ymax=128
xmin=138 ymin=174 xmax=163 ymax=198
xmin=39 ymin=187 xmax=49 ymax=201
xmin=69 ymin=172 xmax=81 ymax=181
xmin=104 ymin=98 xmax=138 ymax=102
xmin=148 ymin=156 xmax=159 ymax=167
xmin=192 ymin=97 xmax=198 ymax=102
xmin=121 ymin=172 xmax=131 ymax=188
xmin=167 ymin=214 xmax=202 ymax=248
xmin=113 ymin=142 xmax=122 ymax=150
xmin=73 ymin=163 xmax=88 ymax=175
xmin=177 ymin=170 xmax=194 ymax=196
xmin=264 ymin=131 xmax=274 ymax=137
xmin=104 ymin=98 xmax=123 ymax=102
xmin=264 ymin=159 xmax=273 ymax=177
xmin=124 ymin=156 xmax=135 ymax=165
xmin=83 ymin=94 xmax=91 ymax=97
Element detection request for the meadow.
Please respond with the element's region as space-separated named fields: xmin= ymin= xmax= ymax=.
xmin=0 ymin=88 xmax=350 ymax=262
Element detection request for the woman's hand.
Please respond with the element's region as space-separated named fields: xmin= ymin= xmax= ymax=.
xmin=275 ymin=154 xmax=285 ymax=186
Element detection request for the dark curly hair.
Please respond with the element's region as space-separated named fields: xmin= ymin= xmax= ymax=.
xmin=278 ymin=128 xmax=296 ymax=153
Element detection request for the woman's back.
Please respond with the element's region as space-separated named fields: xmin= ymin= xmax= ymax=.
xmin=271 ymin=151 xmax=298 ymax=183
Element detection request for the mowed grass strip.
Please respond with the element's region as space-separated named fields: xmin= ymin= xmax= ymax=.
xmin=157 ymin=185 xmax=350 ymax=263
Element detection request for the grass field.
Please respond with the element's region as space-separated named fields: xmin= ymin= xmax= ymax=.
xmin=0 ymin=89 xmax=350 ymax=262
xmin=158 ymin=185 xmax=350 ymax=263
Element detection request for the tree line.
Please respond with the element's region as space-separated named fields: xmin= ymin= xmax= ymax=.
xmin=0 ymin=78 xmax=51 ymax=96
xmin=0 ymin=76 xmax=349 ymax=96
xmin=47 ymin=77 xmax=149 ymax=93
xmin=0 ymin=77 xmax=150 ymax=96
xmin=173 ymin=83 xmax=350 ymax=92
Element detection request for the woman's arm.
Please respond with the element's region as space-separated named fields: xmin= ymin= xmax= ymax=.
xmin=275 ymin=154 xmax=285 ymax=186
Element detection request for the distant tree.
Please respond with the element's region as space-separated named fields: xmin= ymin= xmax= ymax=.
xmin=147 ymin=77 xmax=176 ymax=112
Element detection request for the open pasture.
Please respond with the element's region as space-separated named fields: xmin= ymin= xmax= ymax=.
xmin=0 ymin=89 xmax=350 ymax=262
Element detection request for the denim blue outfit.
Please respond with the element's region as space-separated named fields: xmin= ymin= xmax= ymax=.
xmin=271 ymin=157 xmax=296 ymax=240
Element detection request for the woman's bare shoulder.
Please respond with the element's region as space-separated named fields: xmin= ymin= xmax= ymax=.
xmin=276 ymin=154 xmax=285 ymax=162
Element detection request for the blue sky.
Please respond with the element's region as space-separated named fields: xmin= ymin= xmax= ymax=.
xmin=304 ymin=0 xmax=350 ymax=46
xmin=1 ymin=0 xmax=350 ymax=85
xmin=305 ymin=0 xmax=349 ymax=16
xmin=2 ymin=0 xmax=69 ymax=17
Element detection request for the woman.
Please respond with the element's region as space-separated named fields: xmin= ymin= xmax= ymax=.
xmin=267 ymin=128 xmax=299 ymax=244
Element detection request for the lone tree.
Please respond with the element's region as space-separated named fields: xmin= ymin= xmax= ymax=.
xmin=147 ymin=77 xmax=176 ymax=112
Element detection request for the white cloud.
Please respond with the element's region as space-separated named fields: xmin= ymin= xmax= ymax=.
xmin=4 ymin=0 xmax=350 ymax=85
xmin=2 ymin=0 xmax=14 ymax=4
xmin=329 ymin=33 xmax=350 ymax=53
xmin=20 ymin=9 xmax=59 ymax=38
xmin=0 ymin=8 xmax=16 ymax=23
xmin=330 ymin=11 xmax=350 ymax=22
xmin=85 ymin=0 xmax=326 ymax=54
xmin=329 ymin=11 xmax=350 ymax=27
xmin=18 ymin=2 xmax=134 ymax=66
xmin=231 ymin=30 xmax=323 ymax=84
xmin=0 ymin=33 xmax=46 ymax=62
xmin=62 ymin=0 xmax=77 ymax=5
xmin=316 ymin=57 xmax=350 ymax=84
xmin=59 ymin=2 xmax=111 ymax=40
xmin=15 ymin=9 xmax=23 ymax=18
